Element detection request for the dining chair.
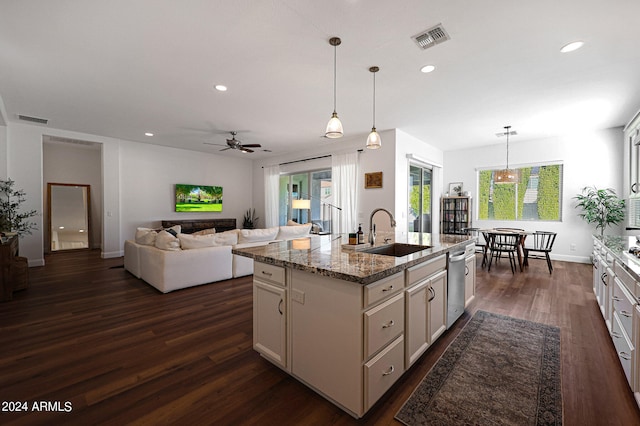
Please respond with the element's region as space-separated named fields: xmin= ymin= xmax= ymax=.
xmin=487 ymin=233 xmax=520 ymax=273
xmin=523 ymin=231 xmax=557 ymax=274
xmin=463 ymin=228 xmax=489 ymax=266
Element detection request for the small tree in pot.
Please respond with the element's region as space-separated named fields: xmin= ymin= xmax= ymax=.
xmin=0 ymin=178 xmax=38 ymax=236
xmin=574 ymin=186 xmax=625 ymax=237
xmin=242 ymin=208 xmax=259 ymax=229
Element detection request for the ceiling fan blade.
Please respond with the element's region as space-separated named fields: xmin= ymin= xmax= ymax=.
xmin=204 ymin=142 xmax=227 ymax=147
xmin=240 ymin=144 xmax=261 ymax=148
xmin=219 ymin=147 xmax=231 ymax=151
xmin=241 ymin=148 xmax=254 ymax=153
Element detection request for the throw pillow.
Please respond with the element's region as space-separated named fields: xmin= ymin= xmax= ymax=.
xmin=135 ymin=228 xmax=157 ymax=245
xmin=178 ymin=233 xmax=217 ymax=250
xmin=192 ymin=227 xmax=216 ymax=236
xmin=155 ymin=230 xmax=181 ymax=251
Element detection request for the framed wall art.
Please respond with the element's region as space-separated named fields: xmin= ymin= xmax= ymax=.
xmin=365 ymin=172 xmax=383 ymax=189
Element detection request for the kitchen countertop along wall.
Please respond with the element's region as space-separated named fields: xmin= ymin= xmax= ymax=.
xmin=233 ymin=232 xmax=474 ymax=285
xmin=595 ymin=234 xmax=640 ymax=289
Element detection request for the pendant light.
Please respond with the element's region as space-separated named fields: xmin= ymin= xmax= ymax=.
xmin=325 ymin=37 xmax=343 ymax=138
xmin=366 ymin=66 xmax=381 ymax=149
xmin=495 ymin=125 xmax=519 ymax=184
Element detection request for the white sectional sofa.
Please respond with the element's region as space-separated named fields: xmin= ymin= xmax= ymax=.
xmin=124 ymin=221 xmax=312 ymax=293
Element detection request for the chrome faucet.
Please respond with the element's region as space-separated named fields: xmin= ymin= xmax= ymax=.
xmin=369 ymin=208 xmax=396 ymax=245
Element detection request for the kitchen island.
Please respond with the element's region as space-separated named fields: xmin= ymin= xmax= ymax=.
xmin=233 ymin=232 xmax=475 ymax=418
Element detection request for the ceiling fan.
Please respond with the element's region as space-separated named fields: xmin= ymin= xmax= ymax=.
xmin=204 ymin=131 xmax=268 ymax=153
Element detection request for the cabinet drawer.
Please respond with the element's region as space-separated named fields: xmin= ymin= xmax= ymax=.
xmin=364 ymin=293 xmax=404 ymax=359
xmin=364 ymin=335 xmax=404 ymax=411
xmin=613 ymin=278 xmax=635 ymax=338
xmin=364 ymin=272 xmax=404 ymax=308
xmin=254 ymin=262 xmax=286 ymax=287
xmin=612 ymin=313 xmax=634 ymax=387
xmin=614 ymin=261 xmax=640 ymax=300
xmin=406 ymin=254 xmax=446 ymax=287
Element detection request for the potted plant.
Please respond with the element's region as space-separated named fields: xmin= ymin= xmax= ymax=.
xmin=242 ymin=208 xmax=259 ymax=229
xmin=0 ymin=178 xmax=38 ymax=237
xmin=574 ymin=186 xmax=625 ymax=237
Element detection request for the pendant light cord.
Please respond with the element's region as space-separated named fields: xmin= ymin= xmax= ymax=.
xmin=505 ymin=125 xmax=510 ymax=169
xmin=372 ymin=71 xmax=376 ymax=127
xmin=333 ymin=43 xmax=337 ymax=113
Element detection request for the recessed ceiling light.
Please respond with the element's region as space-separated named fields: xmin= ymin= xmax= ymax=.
xmin=420 ymin=65 xmax=436 ymax=73
xmin=215 ymin=85 xmax=228 ymax=92
xmin=144 ymin=132 xmax=154 ymax=137
xmin=560 ymin=41 xmax=584 ymax=53
xmin=59 ymin=226 xmax=65 ymax=229
xmin=79 ymin=229 xmax=84 ymax=233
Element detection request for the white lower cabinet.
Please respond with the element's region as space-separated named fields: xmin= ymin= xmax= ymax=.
xmin=253 ymin=250 xmax=464 ymax=418
xmin=464 ymin=253 xmax=476 ymax=307
xmin=405 ymin=255 xmax=447 ymax=368
xmin=253 ymin=278 xmax=287 ymax=369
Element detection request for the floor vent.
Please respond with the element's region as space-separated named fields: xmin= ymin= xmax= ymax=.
xmin=17 ymin=114 xmax=48 ymax=125
xmin=412 ymin=24 xmax=450 ymax=50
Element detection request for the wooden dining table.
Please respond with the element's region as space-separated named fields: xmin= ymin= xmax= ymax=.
xmin=479 ymin=228 xmax=533 ymax=272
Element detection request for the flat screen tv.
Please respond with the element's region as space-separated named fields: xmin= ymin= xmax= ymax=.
xmin=175 ymin=184 xmax=223 ymax=212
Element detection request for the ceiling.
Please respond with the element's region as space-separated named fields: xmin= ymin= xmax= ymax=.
xmin=2 ymin=1 xmax=640 ymax=159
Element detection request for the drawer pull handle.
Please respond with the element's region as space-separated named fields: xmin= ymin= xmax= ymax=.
xmin=620 ymin=351 xmax=631 ymax=361
xmin=382 ymin=320 xmax=395 ymax=329
xmin=612 ymin=296 xmax=622 ymax=302
xmin=620 ymin=310 xmax=632 ymax=318
xmin=382 ymin=365 xmax=395 ymax=376
xmin=278 ymin=299 xmax=283 ymax=315
xmin=601 ymin=273 xmax=607 ymax=284
xmin=465 ymin=265 xmax=469 ymax=276
xmin=261 ymin=271 xmax=273 ymax=277
xmin=612 ymin=331 xmax=622 ymax=339
xmin=382 ymin=285 xmax=394 ymax=292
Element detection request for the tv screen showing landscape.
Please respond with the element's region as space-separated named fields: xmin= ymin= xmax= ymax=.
xmin=175 ymin=184 xmax=223 ymax=212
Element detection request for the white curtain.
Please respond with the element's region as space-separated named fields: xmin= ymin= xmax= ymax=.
xmin=264 ymin=165 xmax=280 ymax=227
xmin=331 ymin=152 xmax=359 ymax=234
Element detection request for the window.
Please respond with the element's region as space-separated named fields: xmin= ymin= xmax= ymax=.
xmin=279 ymin=170 xmax=333 ymax=231
xmin=478 ymin=164 xmax=562 ymax=221
xmin=408 ymin=164 xmax=432 ymax=232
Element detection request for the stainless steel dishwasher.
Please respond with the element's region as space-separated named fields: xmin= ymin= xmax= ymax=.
xmin=447 ymin=250 xmax=467 ymax=328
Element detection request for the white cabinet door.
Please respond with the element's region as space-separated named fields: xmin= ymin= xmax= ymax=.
xmin=253 ymin=279 xmax=287 ymax=368
xmin=405 ymin=279 xmax=430 ymax=367
xmin=464 ymin=254 xmax=476 ymax=307
xmin=429 ymin=270 xmax=448 ymax=343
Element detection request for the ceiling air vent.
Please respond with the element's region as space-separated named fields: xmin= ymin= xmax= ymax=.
xmin=17 ymin=114 xmax=48 ymax=125
xmin=412 ymin=23 xmax=450 ymax=50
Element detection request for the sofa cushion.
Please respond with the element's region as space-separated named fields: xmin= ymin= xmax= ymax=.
xmin=238 ymin=227 xmax=279 ymax=244
xmin=178 ymin=233 xmax=217 ymax=249
xmin=155 ymin=230 xmax=181 ymax=251
xmin=277 ymin=223 xmax=312 ymax=240
xmin=213 ymin=229 xmax=239 ymax=246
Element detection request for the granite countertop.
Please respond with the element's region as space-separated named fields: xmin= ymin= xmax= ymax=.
xmin=232 ymin=232 xmax=475 ymax=285
xmin=594 ymin=234 xmax=640 ymax=285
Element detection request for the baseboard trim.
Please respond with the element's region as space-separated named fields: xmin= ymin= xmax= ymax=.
xmin=101 ymin=250 xmax=123 ymax=259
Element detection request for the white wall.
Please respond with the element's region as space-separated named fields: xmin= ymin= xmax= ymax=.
xmin=6 ymin=122 xmax=254 ymax=264
xmin=0 ymin=125 xmax=7 ymax=179
xmin=443 ymin=127 xmax=624 ymax=263
xmin=119 ymin=141 xmax=253 ymax=243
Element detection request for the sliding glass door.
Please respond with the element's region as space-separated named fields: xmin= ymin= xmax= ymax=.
xmin=279 ymin=170 xmax=332 ymax=232
xmin=408 ymin=164 xmax=432 ymax=233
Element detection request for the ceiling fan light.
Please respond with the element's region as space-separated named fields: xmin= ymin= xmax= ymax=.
xmin=325 ymin=112 xmax=343 ymax=138
xmin=366 ymin=128 xmax=381 ymax=149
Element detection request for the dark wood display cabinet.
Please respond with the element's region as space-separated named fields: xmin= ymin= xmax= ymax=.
xmin=1 ymin=235 xmax=28 ymax=301
xmin=440 ymin=196 xmax=472 ymax=235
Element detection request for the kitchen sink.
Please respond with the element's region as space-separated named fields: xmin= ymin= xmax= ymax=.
xmin=361 ymin=243 xmax=431 ymax=257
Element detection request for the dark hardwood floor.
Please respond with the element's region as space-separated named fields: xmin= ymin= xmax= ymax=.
xmin=1 ymin=250 xmax=639 ymax=425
